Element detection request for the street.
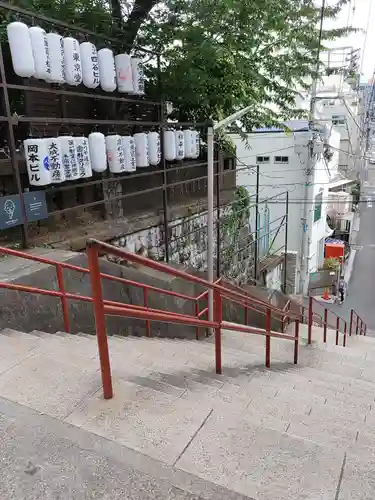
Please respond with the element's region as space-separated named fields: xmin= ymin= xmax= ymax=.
xmin=327 ymin=185 xmax=375 ymax=333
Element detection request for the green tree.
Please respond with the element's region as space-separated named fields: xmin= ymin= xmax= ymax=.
xmin=1 ymin=0 xmax=353 ymax=127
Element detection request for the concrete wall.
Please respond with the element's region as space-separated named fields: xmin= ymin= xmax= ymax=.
xmin=0 ymin=254 xmax=199 ymax=339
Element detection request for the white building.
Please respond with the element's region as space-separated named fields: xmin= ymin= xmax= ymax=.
xmin=232 ymin=120 xmax=340 ymax=292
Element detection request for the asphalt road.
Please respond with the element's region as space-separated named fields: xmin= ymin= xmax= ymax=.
xmin=327 ymin=185 xmax=375 ymax=333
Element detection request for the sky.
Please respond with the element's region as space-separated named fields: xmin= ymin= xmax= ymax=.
xmin=324 ymin=0 xmax=375 ymax=81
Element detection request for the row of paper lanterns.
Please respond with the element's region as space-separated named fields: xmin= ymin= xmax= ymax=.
xmin=24 ymin=130 xmax=200 ymax=186
xmin=7 ymin=21 xmax=145 ymax=94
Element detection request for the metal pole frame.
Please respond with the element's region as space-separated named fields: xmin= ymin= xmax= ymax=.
xmin=207 ymin=122 xmax=215 ymax=324
xmin=157 ymin=55 xmax=170 ymax=263
xmin=283 ymin=192 xmax=289 ymax=293
xmin=216 ymin=149 xmax=221 ymax=279
xmin=253 ymin=164 xmax=260 ymax=283
xmin=0 ymin=43 xmax=29 ymax=248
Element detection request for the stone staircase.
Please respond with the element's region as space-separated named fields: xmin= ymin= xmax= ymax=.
xmin=0 ymin=324 xmax=374 ymax=499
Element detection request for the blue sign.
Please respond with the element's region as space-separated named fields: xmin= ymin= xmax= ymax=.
xmin=24 ymin=191 xmax=48 ymax=222
xmin=0 ymin=195 xmax=23 ymax=230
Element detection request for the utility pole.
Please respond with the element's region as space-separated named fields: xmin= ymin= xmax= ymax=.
xmin=299 ymin=79 xmax=317 ymax=296
xmin=299 ymin=0 xmax=325 ymax=295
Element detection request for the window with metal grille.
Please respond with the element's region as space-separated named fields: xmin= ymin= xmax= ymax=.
xmin=256 ymin=156 xmax=270 ymax=164
xmin=314 ymin=191 xmax=323 ymax=222
xmin=274 ymin=156 xmax=289 ymax=164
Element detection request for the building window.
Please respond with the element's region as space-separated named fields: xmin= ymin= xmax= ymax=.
xmin=256 ymin=156 xmax=270 ymax=164
xmin=332 ymin=115 xmax=345 ymax=125
xmin=314 ymin=191 xmax=323 ymax=222
xmin=274 ymin=156 xmax=289 ymax=164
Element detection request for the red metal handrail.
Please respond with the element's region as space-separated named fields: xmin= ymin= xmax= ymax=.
xmin=350 ymin=309 xmax=367 ymax=336
xmin=307 ymin=296 xmax=350 ymax=347
xmin=86 ymin=239 xmax=300 ymax=399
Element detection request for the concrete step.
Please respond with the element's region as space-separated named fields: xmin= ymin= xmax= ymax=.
xmin=0 ymin=325 xmax=374 ymax=498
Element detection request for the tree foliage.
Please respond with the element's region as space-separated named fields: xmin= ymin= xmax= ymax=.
xmin=1 ymin=0 xmax=353 ymax=127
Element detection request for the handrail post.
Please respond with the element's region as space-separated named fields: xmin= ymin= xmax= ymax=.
xmin=87 ymin=242 xmax=113 ymax=400
xmin=365 ymin=323 xmax=367 ymax=336
xmin=360 ymin=320 xmax=364 ymax=336
xmin=323 ymin=308 xmax=328 ymax=343
xmin=214 ymin=288 xmax=222 ymax=374
xmin=56 ymin=263 xmax=70 ymax=333
xmin=294 ymin=319 xmax=299 ymax=364
xmin=356 ymin=315 xmax=359 ymax=335
xmin=343 ymin=321 xmax=347 ymax=347
xmin=308 ymin=297 xmax=313 ymax=345
xmin=265 ymin=307 xmax=271 ymax=368
xmin=349 ymin=309 xmax=353 ymax=336
xmin=301 ymin=305 xmax=305 ymax=323
xmin=244 ymin=301 xmax=248 ymax=326
xmin=143 ymin=288 xmax=150 ymax=337
xmin=336 ymin=317 xmax=339 ymax=346
xmin=195 ymin=300 xmax=200 ymax=340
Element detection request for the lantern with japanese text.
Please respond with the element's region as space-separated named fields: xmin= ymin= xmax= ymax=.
xmin=7 ymin=22 xmax=35 ymax=78
xmin=148 ymin=132 xmax=161 ymax=165
xmin=58 ymin=136 xmax=79 ymax=181
xmin=29 ymin=26 xmax=50 ymax=80
xmin=74 ymin=137 xmax=92 ymax=178
xmin=24 ymin=138 xmax=51 ymax=186
xmin=80 ymin=42 xmax=100 ymax=89
xmin=191 ymin=130 xmax=200 ymax=159
xmin=46 ymin=33 xmax=65 ymax=83
xmin=131 ymin=58 xmax=145 ymax=95
xmin=183 ymin=129 xmax=193 ymax=158
xmin=115 ymin=54 xmax=134 ymax=93
xmin=134 ymin=132 xmax=149 ymax=167
xmin=174 ymin=130 xmax=185 ymax=160
xmin=105 ymin=135 xmax=126 ymax=173
xmin=163 ymin=130 xmax=176 ymax=161
xmin=121 ymin=136 xmax=136 ymax=172
xmin=63 ymin=37 xmax=82 ymax=86
xmin=98 ymin=48 xmax=116 ymax=92
xmin=45 ymin=137 xmax=65 ymax=183
xmin=88 ymin=132 xmax=107 ymax=172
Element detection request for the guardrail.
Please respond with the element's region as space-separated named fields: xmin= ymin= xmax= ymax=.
xmin=307 ymin=296 xmax=348 ymax=347
xmin=86 ymin=239 xmax=301 ymax=399
xmin=350 ymin=309 xmax=367 ymax=336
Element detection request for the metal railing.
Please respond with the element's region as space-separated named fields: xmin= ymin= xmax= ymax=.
xmin=86 ymin=239 xmax=301 ymax=399
xmin=0 ymin=242 xmax=368 ymax=401
xmin=350 ymin=309 xmax=367 ymax=336
xmin=307 ymin=297 xmax=349 ymax=347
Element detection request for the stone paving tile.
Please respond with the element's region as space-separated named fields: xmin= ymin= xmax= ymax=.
xmin=338 ymin=452 xmax=375 ymax=500
xmin=177 ymin=413 xmax=343 ymax=500
xmin=65 ymin=378 xmax=212 ymax=465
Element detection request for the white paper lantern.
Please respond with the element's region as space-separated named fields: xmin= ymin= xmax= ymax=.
xmin=191 ymin=130 xmax=200 ymax=159
xmin=134 ymin=132 xmax=149 ymax=167
xmin=45 ymin=137 xmax=65 ymax=183
xmin=24 ymin=138 xmax=51 ymax=186
xmin=46 ymin=33 xmax=65 ymax=83
xmin=121 ymin=136 xmax=136 ymax=172
xmin=63 ymin=37 xmax=82 ymax=86
xmin=174 ymin=130 xmax=185 ymax=160
xmin=98 ymin=48 xmax=116 ymax=92
xmin=105 ymin=135 xmax=126 ymax=173
xmin=183 ymin=129 xmax=194 ymax=158
xmin=7 ymin=22 xmax=35 ymax=78
xmin=58 ymin=136 xmax=79 ymax=181
xmin=115 ymin=54 xmax=134 ymax=93
xmin=148 ymin=132 xmax=161 ymax=165
xmin=164 ymin=130 xmax=176 ymax=161
xmin=29 ymin=26 xmax=50 ymax=80
xmin=74 ymin=137 xmax=92 ymax=178
xmin=80 ymin=42 xmax=100 ymax=89
xmin=88 ymin=132 xmax=107 ymax=172
xmin=131 ymin=58 xmax=145 ymax=95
